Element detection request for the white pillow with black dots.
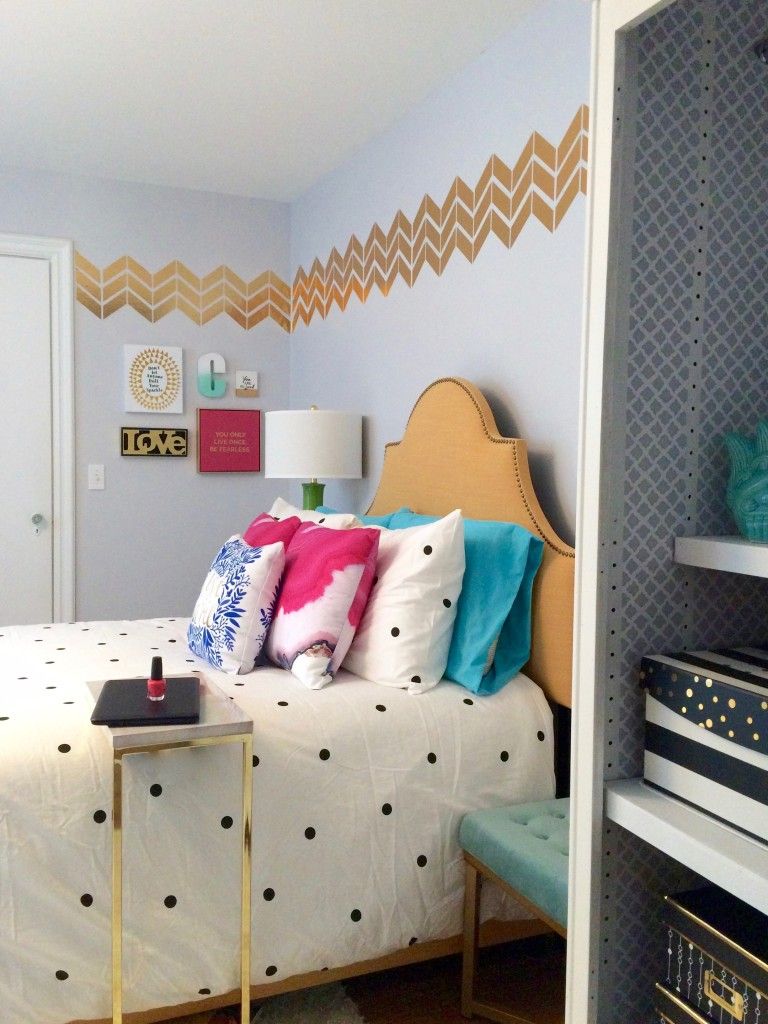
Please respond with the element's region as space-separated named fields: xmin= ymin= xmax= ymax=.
xmin=343 ymin=509 xmax=466 ymax=692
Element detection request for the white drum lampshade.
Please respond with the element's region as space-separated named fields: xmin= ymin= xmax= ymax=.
xmin=265 ymin=408 xmax=362 ymax=509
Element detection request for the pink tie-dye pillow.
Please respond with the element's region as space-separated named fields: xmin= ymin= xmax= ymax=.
xmin=243 ymin=512 xmax=302 ymax=549
xmin=265 ymin=522 xmax=380 ymax=689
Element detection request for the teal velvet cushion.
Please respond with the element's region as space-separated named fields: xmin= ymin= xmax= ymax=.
xmin=459 ymin=798 xmax=569 ymax=929
xmin=387 ymin=511 xmax=543 ymax=695
xmin=316 ymin=505 xmax=399 ymax=529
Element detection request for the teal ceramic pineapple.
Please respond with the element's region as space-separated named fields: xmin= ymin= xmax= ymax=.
xmin=724 ymin=421 xmax=768 ymax=542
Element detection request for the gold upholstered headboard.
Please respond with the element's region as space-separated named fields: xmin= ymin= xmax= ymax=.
xmin=367 ymin=377 xmax=574 ymax=709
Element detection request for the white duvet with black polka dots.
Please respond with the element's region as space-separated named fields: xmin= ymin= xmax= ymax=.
xmin=0 ymin=618 xmax=555 ymax=1024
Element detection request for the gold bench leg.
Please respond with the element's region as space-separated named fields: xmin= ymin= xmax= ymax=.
xmin=462 ymin=855 xmax=561 ymax=1024
xmin=462 ymin=859 xmax=481 ymax=1018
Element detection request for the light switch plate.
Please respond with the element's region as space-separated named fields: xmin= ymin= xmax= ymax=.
xmin=88 ymin=464 xmax=105 ymax=490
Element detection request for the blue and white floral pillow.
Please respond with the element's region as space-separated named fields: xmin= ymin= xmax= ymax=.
xmin=187 ymin=536 xmax=285 ymax=674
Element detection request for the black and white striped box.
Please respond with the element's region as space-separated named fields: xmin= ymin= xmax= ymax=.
xmin=641 ymin=648 xmax=768 ymax=843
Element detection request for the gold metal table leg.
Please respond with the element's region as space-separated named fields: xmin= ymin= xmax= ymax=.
xmin=110 ymin=733 xmax=252 ymax=1024
xmin=112 ymin=751 xmax=123 ymax=1024
xmin=241 ymin=734 xmax=253 ymax=1024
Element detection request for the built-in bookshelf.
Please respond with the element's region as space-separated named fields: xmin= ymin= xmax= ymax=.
xmin=605 ymin=779 xmax=768 ymax=915
xmin=675 ymin=536 xmax=768 ymax=577
xmin=572 ymin=1 xmax=768 ymax=1021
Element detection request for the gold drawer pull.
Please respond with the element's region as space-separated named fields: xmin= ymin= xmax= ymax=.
xmin=704 ymin=969 xmax=744 ymax=1021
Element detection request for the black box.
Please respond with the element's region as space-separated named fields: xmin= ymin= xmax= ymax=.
xmin=657 ymin=886 xmax=768 ymax=1024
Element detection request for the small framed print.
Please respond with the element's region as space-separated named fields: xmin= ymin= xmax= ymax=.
xmin=197 ymin=408 xmax=261 ymax=473
xmin=235 ymin=370 xmax=259 ymax=397
xmin=124 ymin=345 xmax=184 ymax=414
xmin=121 ymin=427 xmax=188 ymax=457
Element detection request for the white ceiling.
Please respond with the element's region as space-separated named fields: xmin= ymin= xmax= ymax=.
xmin=0 ymin=0 xmax=540 ymax=202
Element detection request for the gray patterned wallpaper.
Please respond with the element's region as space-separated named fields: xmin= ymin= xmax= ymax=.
xmin=596 ymin=0 xmax=768 ymax=1019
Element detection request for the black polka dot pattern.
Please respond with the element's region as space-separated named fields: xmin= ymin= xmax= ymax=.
xmin=4 ymin=614 xmax=549 ymax=1004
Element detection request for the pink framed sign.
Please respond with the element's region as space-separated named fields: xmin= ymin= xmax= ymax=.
xmin=197 ymin=408 xmax=261 ymax=473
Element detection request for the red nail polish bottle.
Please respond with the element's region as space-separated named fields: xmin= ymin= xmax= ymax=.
xmin=147 ymin=656 xmax=166 ymax=701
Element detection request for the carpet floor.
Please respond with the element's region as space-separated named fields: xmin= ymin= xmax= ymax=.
xmin=169 ymin=935 xmax=566 ymax=1024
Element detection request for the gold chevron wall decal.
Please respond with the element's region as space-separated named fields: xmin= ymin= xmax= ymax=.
xmin=291 ymin=105 xmax=589 ymax=329
xmin=74 ymin=254 xmax=292 ymax=331
xmin=74 ymin=106 xmax=588 ymax=333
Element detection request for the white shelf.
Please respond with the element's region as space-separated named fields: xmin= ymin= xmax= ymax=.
xmin=605 ymin=779 xmax=768 ymax=914
xmin=674 ymin=535 xmax=768 ymax=577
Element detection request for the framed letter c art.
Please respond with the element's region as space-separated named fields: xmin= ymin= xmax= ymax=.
xmin=197 ymin=408 xmax=261 ymax=473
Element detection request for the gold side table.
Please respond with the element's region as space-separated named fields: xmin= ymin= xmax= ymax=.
xmin=88 ymin=675 xmax=253 ymax=1024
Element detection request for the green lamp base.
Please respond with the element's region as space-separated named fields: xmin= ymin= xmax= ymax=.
xmin=302 ymin=480 xmax=325 ymax=511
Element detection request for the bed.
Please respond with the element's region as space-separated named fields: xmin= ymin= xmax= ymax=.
xmin=0 ymin=377 xmax=574 ymax=1024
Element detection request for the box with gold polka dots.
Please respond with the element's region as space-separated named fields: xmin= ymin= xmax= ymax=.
xmin=655 ymin=885 xmax=768 ymax=1024
xmin=640 ymin=648 xmax=768 ymax=842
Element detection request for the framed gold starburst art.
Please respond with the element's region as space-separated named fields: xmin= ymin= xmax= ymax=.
xmin=123 ymin=345 xmax=184 ymax=414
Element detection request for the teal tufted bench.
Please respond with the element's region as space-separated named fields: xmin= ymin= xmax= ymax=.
xmin=459 ymin=797 xmax=569 ymax=1022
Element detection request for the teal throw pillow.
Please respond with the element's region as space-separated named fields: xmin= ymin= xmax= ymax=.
xmin=316 ymin=505 xmax=398 ymax=529
xmin=387 ymin=511 xmax=544 ymax=695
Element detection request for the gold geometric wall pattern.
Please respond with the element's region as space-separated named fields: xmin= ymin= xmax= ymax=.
xmin=292 ymin=105 xmax=589 ymax=329
xmin=75 ymin=255 xmax=292 ymax=331
xmin=75 ymin=105 xmax=589 ymax=334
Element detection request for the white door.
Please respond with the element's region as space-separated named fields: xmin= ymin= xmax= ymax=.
xmin=0 ymin=254 xmax=55 ymax=624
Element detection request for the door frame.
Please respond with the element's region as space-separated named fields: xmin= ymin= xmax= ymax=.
xmin=568 ymin=2 xmax=678 ymax=1022
xmin=0 ymin=233 xmax=75 ymax=622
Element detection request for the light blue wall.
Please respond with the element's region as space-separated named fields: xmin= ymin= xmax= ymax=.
xmin=0 ymin=170 xmax=290 ymax=618
xmin=0 ymin=1 xmax=589 ymax=620
xmin=289 ymin=0 xmax=590 ymax=543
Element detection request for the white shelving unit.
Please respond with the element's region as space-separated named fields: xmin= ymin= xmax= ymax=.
xmin=573 ymin=1 xmax=768 ymax=1020
xmin=605 ymin=779 xmax=768 ymax=914
xmin=675 ymin=535 xmax=768 ymax=577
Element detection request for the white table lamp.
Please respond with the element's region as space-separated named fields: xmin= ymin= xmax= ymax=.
xmin=265 ymin=407 xmax=362 ymax=509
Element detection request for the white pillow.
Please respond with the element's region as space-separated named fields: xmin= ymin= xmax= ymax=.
xmin=342 ymin=510 xmax=465 ymax=693
xmin=269 ymin=496 xmax=360 ymax=529
xmin=187 ymin=536 xmax=285 ymax=674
